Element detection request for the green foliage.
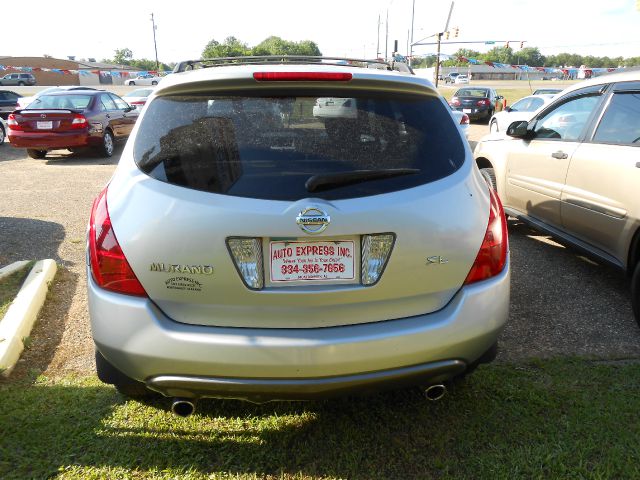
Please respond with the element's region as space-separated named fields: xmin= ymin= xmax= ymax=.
xmin=202 ymin=36 xmax=250 ymax=58
xmin=202 ymin=36 xmax=322 ymax=58
xmin=2 ymin=359 xmax=640 ymax=478
xmin=104 ymin=48 xmax=171 ymax=71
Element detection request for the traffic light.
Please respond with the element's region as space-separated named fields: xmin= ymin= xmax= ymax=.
xmin=454 ymin=27 xmax=459 ymax=37
xmin=445 ymin=31 xmax=450 ymax=40
xmin=505 ymin=41 xmax=510 ymax=48
xmin=520 ymin=41 xmax=524 ymax=48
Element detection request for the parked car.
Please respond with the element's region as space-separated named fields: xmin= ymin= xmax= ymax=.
xmin=474 ymin=70 xmax=640 ymax=324
xmin=449 ymin=87 xmax=504 ymax=122
xmin=17 ymin=86 xmax=97 ymax=109
xmin=488 ymin=94 xmax=556 ymax=133
xmin=312 ymin=97 xmax=358 ymax=118
xmin=87 ymin=57 xmax=510 ymax=412
xmin=125 ymin=74 xmax=162 ymax=86
xmin=0 ymin=73 xmax=36 ymax=86
xmin=0 ymin=117 xmax=6 ymax=145
xmin=532 ymin=88 xmax=563 ymax=95
xmin=7 ymin=90 xmax=138 ymax=158
xmin=444 ymin=72 xmax=460 ymax=84
xmin=0 ymin=90 xmax=20 ymax=119
xmin=450 ymin=106 xmax=470 ymax=140
xmin=454 ymin=74 xmax=469 ymax=85
xmin=122 ymin=87 xmax=155 ymax=108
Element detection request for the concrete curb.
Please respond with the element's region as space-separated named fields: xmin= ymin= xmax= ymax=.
xmin=0 ymin=261 xmax=30 ymax=281
xmin=0 ymin=259 xmax=57 ymax=376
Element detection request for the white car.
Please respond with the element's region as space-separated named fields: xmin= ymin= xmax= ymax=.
xmin=125 ymin=74 xmax=162 ymax=86
xmin=488 ymin=94 xmax=556 ymax=133
xmin=312 ymin=97 xmax=358 ymax=118
xmin=123 ymin=88 xmax=155 ymax=108
xmin=0 ymin=117 xmax=6 ymax=144
xmin=450 ymin=107 xmax=470 ymax=140
xmin=454 ymin=75 xmax=469 ymax=85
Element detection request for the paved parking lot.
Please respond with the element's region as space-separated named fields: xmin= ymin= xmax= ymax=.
xmin=0 ymin=111 xmax=639 ymax=380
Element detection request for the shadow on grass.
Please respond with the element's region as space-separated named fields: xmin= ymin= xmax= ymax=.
xmin=1 ymin=360 xmax=640 ymax=479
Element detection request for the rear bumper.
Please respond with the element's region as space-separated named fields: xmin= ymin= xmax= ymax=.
xmin=8 ymin=129 xmax=99 ymax=150
xmin=88 ymin=258 xmax=510 ymax=400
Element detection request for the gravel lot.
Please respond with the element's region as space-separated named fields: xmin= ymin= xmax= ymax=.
xmin=1 ymin=112 xmax=639 ymax=381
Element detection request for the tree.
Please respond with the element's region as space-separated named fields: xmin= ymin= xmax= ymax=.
xmin=251 ymin=36 xmax=321 ymax=56
xmin=113 ymin=48 xmax=133 ymax=65
xmin=442 ymin=48 xmax=482 ymax=67
xmin=202 ymin=37 xmax=250 ymax=58
xmin=480 ymin=46 xmax=513 ymax=65
xmin=513 ymin=47 xmax=545 ymax=67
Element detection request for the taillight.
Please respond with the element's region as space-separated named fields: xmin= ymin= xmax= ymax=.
xmin=7 ymin=113 xmax=22 ymax=131
xmin=477 ymin=99 xmax=490 ymax=106
xmin=464 ymin=188 xmax=508 ymax=285
xmin=253 ymin=72 xmax=353 ymax=82
xmin=89 ymin=187 xmax=147 ymax=296
xmin=460 ymin=113 xmax=470 ymax=125
xmin=71 ymin=113 xmax=88 ymax=129
xmin=450 ymin=97 xmax=461 ymax=107
xmin=130 ymin=100 xmax=145 ymax=105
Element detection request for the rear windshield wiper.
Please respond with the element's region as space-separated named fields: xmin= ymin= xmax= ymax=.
xmin=305 ymin=168 xmax=420 ymax=193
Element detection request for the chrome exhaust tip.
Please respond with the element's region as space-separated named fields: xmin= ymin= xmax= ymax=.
xmin=171 ymin=398 xmax=196 ymax=417
xmin=424 ymin=384 xmax=447 ymax=401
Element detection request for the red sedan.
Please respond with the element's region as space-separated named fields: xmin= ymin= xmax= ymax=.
xmin=7 ymin=90 xmax=138 ymax=159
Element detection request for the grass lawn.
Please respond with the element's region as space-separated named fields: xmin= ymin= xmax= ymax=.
xmin=1 ymin=358 xmax=639 ymax=479
xmin=0 ymin=262 xmax=33 ymax=321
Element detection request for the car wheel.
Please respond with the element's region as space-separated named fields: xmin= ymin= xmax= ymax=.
xmin=95 ymin=350 xmax=155 ymax=399
xmin=151 ymin=81 xmax=158 ymax=85
xmin=129 ymin=81 xmax=136 ymax=86
xmin=98 ymin=130 xmax=114 ymax=157
xmin=480 ymin=167 xmax=497 ymax=192
xmin=489 ymin=119 xmax=499 ymax=133
xmin=0 ymin=124 xmax=5 ymax=144
xmin=18 ymin=81 xmax=25 ymax=86
xmin=632 ymin=261 xmax=640 ymax=326
xmin=486 ymin=109 xmax=494 ymax=124
xmin=27 ymin=149 xmax=47 ymax=159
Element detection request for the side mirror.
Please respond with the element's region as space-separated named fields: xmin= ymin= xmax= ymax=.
xmin=506 ymin=120 xmax=531 ymax=138
xmin=125 ymin=105 xmax=135 ymax=112
xmin=496 ymin=95 xmax=504 ymax=100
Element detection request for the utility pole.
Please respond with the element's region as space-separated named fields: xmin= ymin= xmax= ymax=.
xmin=385 ymin=9 xmax=389 ymax=60
xmin=434 ymin=33 xmax=443 ymax=87
xmin=376 ymin=14 xmax=381 ymax=58
xmin=150 ymin=13 xmax=159 ymax=72
xmin=409 ymin=0 xmax=415 ymax=66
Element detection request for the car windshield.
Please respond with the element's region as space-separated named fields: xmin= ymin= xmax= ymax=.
xmin=134 ymin=93 xmax=465 ymax=201
xmin=26 ymin=94 xmax=93 ymax=110
xmin=455 ymin=89 xmax=488 ymax=97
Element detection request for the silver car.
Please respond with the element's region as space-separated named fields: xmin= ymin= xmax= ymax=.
xmin=87 ymin=57 xmax=510 ymax=413
xmin=474 ymin=70 xmax=640 ymax=324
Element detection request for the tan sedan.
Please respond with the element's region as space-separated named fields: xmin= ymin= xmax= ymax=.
xmin=474 ymin=70 xmax=640 ymax=324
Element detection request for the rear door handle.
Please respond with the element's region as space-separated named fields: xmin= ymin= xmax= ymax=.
xmin=551 ymin=151 xmax=568 ymax=159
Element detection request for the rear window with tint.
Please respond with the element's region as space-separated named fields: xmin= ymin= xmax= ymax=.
xmin=26 ymin=94 xmax=93 ymax=110
xmin=134 ymin=93 xmax=465 ymax=201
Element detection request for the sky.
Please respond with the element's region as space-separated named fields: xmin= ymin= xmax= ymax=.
xmin=3 ymin=0 xmax=639 ymax=64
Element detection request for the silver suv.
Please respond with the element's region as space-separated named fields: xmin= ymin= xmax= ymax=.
xmin=87 ymin=57 xmax=510 ymax=413
xmin=0 ymin=73 xmax=36 ymax=86
xmin=474 ymin=70 xmax=640 ymax=324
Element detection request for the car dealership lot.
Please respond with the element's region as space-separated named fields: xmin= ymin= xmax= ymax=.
xmin=0 ymin=86 xmax=639 ymax=380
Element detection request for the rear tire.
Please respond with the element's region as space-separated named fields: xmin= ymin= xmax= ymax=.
xmin=98 ymin=130 xmax=114 ymax=157
xmin=632 ymin=261 xmax=640 ymax=326
xmin=18 ymin=81 xmax=25 ymax=86
xmin=480 ymin=167 xmax=497 ymax=192
xmin=129 ymin=81 xmax=136 ymax=86
xmin=151 ymin=81 xmax=158 ymax=85
xmin=27 ymin=149 xmax=47 ymax=159
xmin=0 ymin=124 xmax=5 ymax=144
xmin=95 ymin=349 xmax=155 ymax=398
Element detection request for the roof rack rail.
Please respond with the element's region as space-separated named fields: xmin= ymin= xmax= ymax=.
xmin=172 ymin=56 xmax=413 ymax=75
